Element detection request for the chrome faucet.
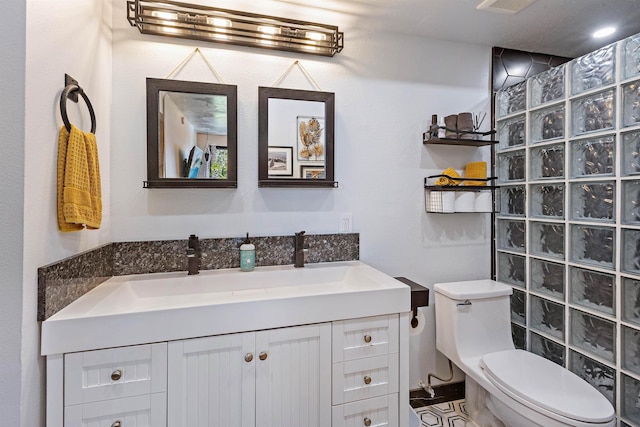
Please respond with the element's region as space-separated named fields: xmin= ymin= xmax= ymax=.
xmin=187 ymin=234 xmax=200 ymax=275
xmin=294 ymin=231 xmax=309 ymax=268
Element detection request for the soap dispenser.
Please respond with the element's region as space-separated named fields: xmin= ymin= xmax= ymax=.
xmin=240 ymin=233 xmax=255 ymax=272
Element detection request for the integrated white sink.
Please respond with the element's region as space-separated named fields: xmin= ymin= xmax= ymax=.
xmin=41 ymin=261 xmax=410 ymax=355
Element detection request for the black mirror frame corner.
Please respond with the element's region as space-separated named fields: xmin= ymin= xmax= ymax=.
xmin=144 ymin=77 xmax=238 ymax=189
xmin=258 ymin=86 xmax=337 ymax=188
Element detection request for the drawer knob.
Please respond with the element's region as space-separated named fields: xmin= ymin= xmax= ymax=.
xmin=111 ymin=421 xmax=122 ymax=427
xmin=110 ymin=370 xmax=122 ymax=381
xmin=259 ymin=351 xmax=268 ymax=361
xmin=363 ymin=417 xmax=372 ymax=426
xmin=364 ymin=335 xmax=372 ymax=343
xmin=245 ymin=353 xmax=254 ymax=362
xmin=363 ymin=375 xmax=372 ymax=385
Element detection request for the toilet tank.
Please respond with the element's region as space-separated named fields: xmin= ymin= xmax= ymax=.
xmin=435 ymin=280 xmax=515 ymax=365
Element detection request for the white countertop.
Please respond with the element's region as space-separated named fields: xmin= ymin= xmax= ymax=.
xmin=41 ymin=261 xmax=410 ymax=355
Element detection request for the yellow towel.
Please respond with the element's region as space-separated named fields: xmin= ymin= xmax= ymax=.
xmin=435 ymin=167 xmax=462 ymax=186
xmin=57 ymin=125 xmax=102 ymax=231
xmin=464 ymin=161 xmax=487 ymax=186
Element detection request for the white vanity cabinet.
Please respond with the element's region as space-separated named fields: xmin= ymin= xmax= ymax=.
xmin=166 ymin=323 xmax=332 ymax=427
xmin=50 ymin=316 xmax=405 ymax=427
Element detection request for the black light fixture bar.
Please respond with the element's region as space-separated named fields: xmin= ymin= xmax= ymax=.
xmin=127 ymin=0 xmax=344 ymax=57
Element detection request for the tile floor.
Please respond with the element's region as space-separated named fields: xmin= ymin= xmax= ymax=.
xmin=413 ymin=399 xmax=471 ymax=427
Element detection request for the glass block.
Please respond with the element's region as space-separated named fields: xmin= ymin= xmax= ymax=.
xmin=530 ymin=104 xmax=565 ymax=143
xmin=530 ymin=143 xmax=564 ymax=180
xmin=622 ymin=80 xmax=640 ymax=128
xmin=530 ymin=222 xmax=564 ymax=259
xmin=622 ymin=373 xmax=640 ymax=424
xmin=570 ymin=308 xmax=615 ymax=362
xmin=497 ymin=81 xmax=526 ymax=117
xmin=569 ymin=350 xmax=616 ymax=405
xmin=623 ymin=130 xmax=640 ymax=176
xmin=530 ymin=258 xmax=565 ymax=299
xmin=497 ymin=252 xmax=525 ymax=288
xmin=497 ymin=219 xmax=526 ymax=253
xmin=624 ymin=325 xmax=640 ymax=376
xmin=570 ymin=224 xmax=615 ymax=270
xmin=511 ymin=288 xmax=526 ymax=325
xmin=570 ymin=181 xmax=615 ymax=222
xmin=497 ymin=150 xmax=525 ymax=183
xmin=530 ymin=332 xmax=565 ymax=366
xmin=624 ymin=181 xmax=640 ymax=224
xmin=497 ymin=114 xmax=526 ymax=150
xmin=622 ymin=229 xmax=640 ymax=274
xmin=623 ymin=33 xmax=640 ymax=80
xmin=570 ymin=135 xmax=615 ymax=177
xmin=531 ymin=65 xmax=565 ymax=108
xmin=530 ymin=295 xmax=565 ymax=340
xmin=571 ymin=89 xmax=615 ymax=136
xmin=512 ymin=323 xmax=526 ymax=350
xmin=529 ymin=184 xmax=564 ymax=219
xmin=570 ymin=44 xmax=615 ymax=95
xmin=623 ymin=278 xmax=640 ymax=327
xmin=570 ymin=266 xmax=615 ymax=315
xmin=499 ymin=186 xmax=525 ymax=216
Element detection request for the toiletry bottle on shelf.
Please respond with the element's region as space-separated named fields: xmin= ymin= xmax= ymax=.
xmin=438 ymin=118 xmax=446 ymax=139
xmin=240 ymin=233 xmax=255 ymax=272
xmin=430 ymin=114 xmax=438 ymax=139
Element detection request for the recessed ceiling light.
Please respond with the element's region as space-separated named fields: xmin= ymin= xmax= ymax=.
xmin=592 ymin=27 xmax=616 ymax=38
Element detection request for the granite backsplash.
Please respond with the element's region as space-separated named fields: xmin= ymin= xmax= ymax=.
xmin=38 ymin=233 xmax=359 ymax=321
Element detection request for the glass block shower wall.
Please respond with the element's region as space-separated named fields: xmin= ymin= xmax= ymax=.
xmin=496 ymin=33 xmax=640 ymax=426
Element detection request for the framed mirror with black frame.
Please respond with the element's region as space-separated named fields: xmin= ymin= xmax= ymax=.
xmin=258 ymin=86 xmax=337 ymax=188
xmin=145 ymin=78 xmax=238 ymax=188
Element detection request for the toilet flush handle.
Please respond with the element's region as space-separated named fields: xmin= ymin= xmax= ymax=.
xmin=456 ymin=299 xmax=472 ymax=307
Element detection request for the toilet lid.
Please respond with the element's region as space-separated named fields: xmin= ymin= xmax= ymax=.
xmin=481 ymin=349 xmax=614 ymax=424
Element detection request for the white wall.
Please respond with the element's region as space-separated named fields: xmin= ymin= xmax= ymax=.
xmin=0 ymin=1 xmax=25 ymax=425
xmin=111 ymin=1 xmax=492 ymax=388
xmin=20 ymin=1 xmax=113 ymax=425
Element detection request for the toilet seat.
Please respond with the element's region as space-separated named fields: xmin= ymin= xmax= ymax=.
xmin=480 ymin=349 xmax=615 ymax=424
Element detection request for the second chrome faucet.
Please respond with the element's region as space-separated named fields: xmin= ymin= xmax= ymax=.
xmin=294 ymin=231 xmax=309 ymax=268
xmin=187 ymin=234 xmax=200 ymax=275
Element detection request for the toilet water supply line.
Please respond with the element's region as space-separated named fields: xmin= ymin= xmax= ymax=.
xmin=419 ymin=359 xmax=454 ymax=398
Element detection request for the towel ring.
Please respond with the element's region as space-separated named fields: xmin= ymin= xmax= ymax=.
xmin=60 ymin=84 xmax=96 ymax=134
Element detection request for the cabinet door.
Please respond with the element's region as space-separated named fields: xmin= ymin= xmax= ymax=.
xmin=167 ymin=332 xmax=255 ymax=427
xmin=255 ymin=323 xmax=331 ymax=427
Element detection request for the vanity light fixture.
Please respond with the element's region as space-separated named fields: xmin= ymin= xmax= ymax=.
xmin=127 ymin=0 xmax=344 ymax=57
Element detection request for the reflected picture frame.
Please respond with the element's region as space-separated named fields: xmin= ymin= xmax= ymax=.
xmin=267 ymin=146 xmax=293 ymax=176
xmin=300 ymin=165 xmax=326 ymax=179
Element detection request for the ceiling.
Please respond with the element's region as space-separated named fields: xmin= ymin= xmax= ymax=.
xmin=212 ymin=0 xmax=640 ymax=59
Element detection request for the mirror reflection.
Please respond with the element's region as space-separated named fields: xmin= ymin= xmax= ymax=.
xmin=258 ymin=87 xmax=336 ymax=187
xmin=146 ymin=78 xmax=237 ymax=188
xmin=160 ymin=91 xmax=229 ymax=179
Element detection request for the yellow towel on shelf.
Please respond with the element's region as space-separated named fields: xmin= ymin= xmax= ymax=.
xmin=464 ymin=161 xmax=487 ymax=186
xmin=57 ymin=125 xmax=102 ymax=231
xmin=435 ymin=167 xmax=462 ymax=186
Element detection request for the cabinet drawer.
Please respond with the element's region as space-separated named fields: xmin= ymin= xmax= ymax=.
xmin=64 ymin=343 xmax=167 ymax=405
xmin=332 ymin=354 xmax=399 ymax=405
xmin=64 ymin=393 xmax=166 ymax=427
xmin=332 ymin=315 xmax=399 ymax=362
xmin=332 ymin=394 xmax=399 ymax=427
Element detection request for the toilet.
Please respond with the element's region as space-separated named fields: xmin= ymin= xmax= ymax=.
xmin=434 ymin=279 xmax=615 ymax=427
